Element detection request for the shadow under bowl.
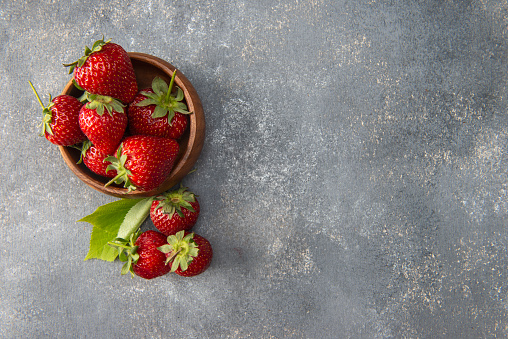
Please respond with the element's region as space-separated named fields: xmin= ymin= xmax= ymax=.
xmin=59 ymin=52 xmax=205 ymax=198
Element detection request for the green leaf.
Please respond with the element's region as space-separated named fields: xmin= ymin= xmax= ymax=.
xmin=121 ymin=261 xmax=130 ymax=275
xmin=119 ymin=250 xmax=128 ymax=262
xmin=141 ymin=91 xmax=160 ymax=101
xmin=180 ymin=257 xmax=189 ymax=271
xmin=152 ymin=105 xmax=169 ymax=118
xmin=158 ymin=244 xmax=172 ymax=253
xmin=78 ymin=197 xmax=154 ymax=261
xmin=152 ymin=77 xmax=168 ymax=96
xmin=175 ymin=87 xmax=185 ymax=102
xmin=136 ymin=98 xmax=158 ymax=107
xmin=173 ymin=101 xmax=190 ymax=114
xmin=117 ymin=197 xmax=154 ymax=239
xmin=110 ymin=100 xmax=125 ymax=114
xmin=72 ymin=79 xmax=84 ymax=91
xmin=166 ymin=110 xmax=176 ymax=125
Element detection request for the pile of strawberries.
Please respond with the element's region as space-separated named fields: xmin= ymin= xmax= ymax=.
xmin=31 ymin=38 xmax=212 ymax=279
xmin=112 ymin=186 xmax=213 ymax=279
xmin=31 ymin=37 xmax=192 ymax=191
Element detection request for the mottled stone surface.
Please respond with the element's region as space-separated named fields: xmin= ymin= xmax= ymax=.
xmin=1 ymin=0 xmax=507 ymax=337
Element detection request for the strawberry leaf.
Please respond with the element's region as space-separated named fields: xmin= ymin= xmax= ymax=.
xmin=151 ymin=77 xmax=168 ymax=96
xmin=175 ymin=87 xmax=185 ymax=102
xmin=153 ymin=105 xmax=169 ymax=119
xmin=78 ymin=197 xmax=154 ymax=261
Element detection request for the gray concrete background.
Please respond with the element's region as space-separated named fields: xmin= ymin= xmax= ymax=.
xmin=1 ymin=0 xmax=507 ymax=338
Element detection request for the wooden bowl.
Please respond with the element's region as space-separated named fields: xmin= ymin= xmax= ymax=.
xmin=59 ymin=52 xmax=205 ymax=198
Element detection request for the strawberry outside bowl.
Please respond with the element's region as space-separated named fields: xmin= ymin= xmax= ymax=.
xmin=58 ymin=52 xmax=205 ymax=198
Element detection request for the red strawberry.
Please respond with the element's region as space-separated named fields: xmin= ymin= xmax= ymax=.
xmin=127 ymin=72 xmax=191 ymax=139
xmin=78 ymin=140 xmax=115 ymax=178
xmin=158 ymin=231 xmax=212 ymax=277
xmin=78 ymin=93 xmax=128 ymax=156
xmin=105 ymin=135 xmax=179 ymax=191
xmin=29 ymin=81 xmax=86 ymax=146
xmin=150 ymin=186 xmax=200 ymax=236
xmin=109 ymin=230 xmax=171 ymax=280
xmin=64 ymin=38 xmax=137 ymax=104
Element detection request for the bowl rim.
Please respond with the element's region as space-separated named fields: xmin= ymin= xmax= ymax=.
xmin=58 ymin=52 xmax=205 ymax=198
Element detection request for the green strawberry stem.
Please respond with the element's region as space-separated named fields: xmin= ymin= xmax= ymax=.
xmin=108 ymin=231 xmax=141 ymax=277
xmin=165 ymin=248 xmax=182 ymax=264
xmin=29 ymin=81 xmax=54 ymax=136
xmin=29 ymin=81 xmax=46 ymax=108
xmin=107 ymin=241 xmax=132 ymax=250
xmin=166 ymin=70 xmax=177 ymax=102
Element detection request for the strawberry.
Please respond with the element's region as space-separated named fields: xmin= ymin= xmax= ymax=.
xmin=158 ymin=231 xmax=213 ymax=277
xmin=105 ymin=135 xmax=179 ymax=191
xmin=150 ymin=186 xmax=200 ymax=236
xmin=64 ymin=38 xmax=137 ymax=104
xmin=29 ymin=81 xmax=86 ymax=146
xmin=78 ymin=140 xmax=115 ymax=178
xmin=127 ymin=73 xmax=191 ymax=139
xmin=78 ymin=92 xmax=128 ymax=156
xmin=109 ymin=230 xmax=171 ymax=279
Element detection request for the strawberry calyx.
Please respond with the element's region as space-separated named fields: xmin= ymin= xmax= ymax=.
xmin=135 ymin=71 xmax=192 ymax=126
xmin=73 ymin=79 xmax=85 ymax=91
xmin=81 ymin=92 xmax=125 ymax=116
xmin=108 ymin=230 xmax=141 ymax=277
xmin=76 ymin=139 xmax=92 ymax=164
xmin=64 ymin=37 xmax=112 ymax=74
xmin=104 ymin=144 xmax=136 ymax=191
xmin=29 ymin=81 xmax=55 ymax=136
xmin=158 ymin=231 xmax=199 ymax=272
xmin=154 ymin=185 xmax=197 ymax=218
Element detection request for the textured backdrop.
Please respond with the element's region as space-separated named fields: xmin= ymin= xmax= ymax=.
xmin=1 ymin=0 xmax=507 ymax=338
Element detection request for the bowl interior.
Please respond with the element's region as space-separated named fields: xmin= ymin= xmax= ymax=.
xmin=59 ymin=53 xmax=204 ymax=198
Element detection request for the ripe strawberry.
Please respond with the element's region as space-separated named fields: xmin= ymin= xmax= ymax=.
xmin=158 ymin=231 xmax=212 ymax=277
xmin=64 ymin=38 xmax=137 ymax=104
xmin=105 ymin=135 xmax=179 ymax=191
xmin=78 ymin=140 xmax=115 ymax=178
xmin=109 ymin=230 xmax=171 ymax=280
xmin=127 ymin=73 xmax=191 ymax=139
xmin=78 ymin=92 xmax=128 ymax=156
xmin=150 ymin=186 xmax=200 ymax=236
xmin=29 ymin=81 xmax=86 ymax=146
